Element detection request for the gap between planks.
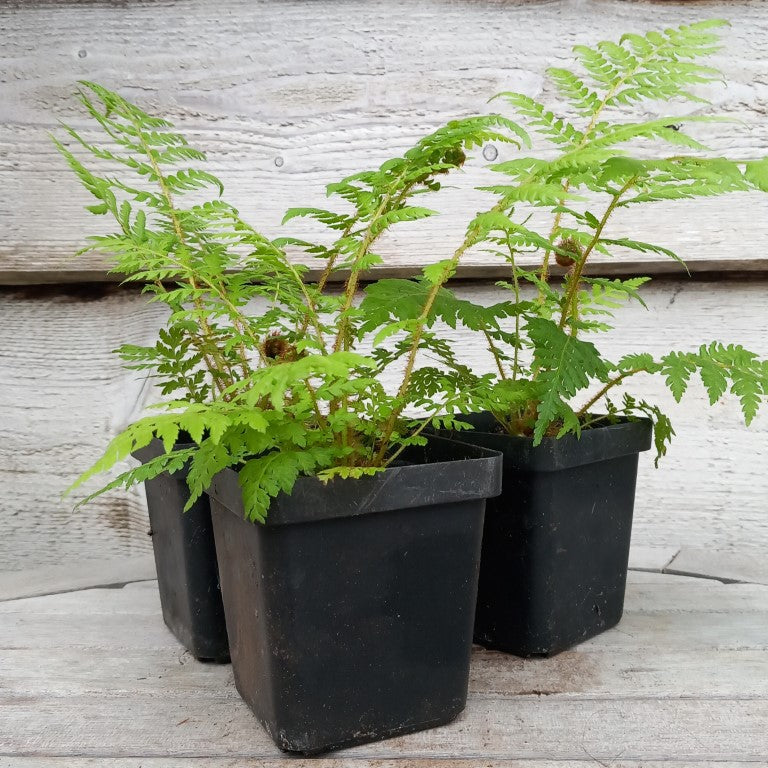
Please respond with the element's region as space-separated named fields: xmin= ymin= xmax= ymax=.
xmin=6 ymin=546 xmax=768 ymax=603
xmin=1 ymin=762 xmax=766 ymax=768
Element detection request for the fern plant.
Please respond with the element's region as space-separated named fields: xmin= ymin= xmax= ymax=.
xmin=362 ymin=19 xmax=768 ymax=461
xmin=56 ymin=82 xmax=527 ymax=520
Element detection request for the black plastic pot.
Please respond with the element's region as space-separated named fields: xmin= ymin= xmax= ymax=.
xmin=133 ymin=438 xmax=230 ymax=662
xmin=443 ymin=413 xmax=651 ymax=657
xmin=206 ymin=436 xmax=502 ymax=755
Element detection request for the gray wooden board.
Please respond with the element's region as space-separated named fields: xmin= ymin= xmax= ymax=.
xmin=1 ymin=573 xmax=768 ymax=761
xmin=0 ymin=547 xmax=679 ymax=602
xmin=2 ymin=601 xmax=766 ymax=653
xmin=667 ymin=548 xmax=768 ymax=585
xmin=4 ymin=577 xmax=766 ymax=617
xmin=1 ymin=696 xmax=766 ymax=760
xmin=3 ymin=579 xmax=768 ymax=691
xmin=2 ymin=278 xmax=767 ymax=571
xmin=0 ymin=555 xmax=156 ymax=601
xmin=4 ymin=641 xmax=768 ymax=701
xmin=3 ymin=0 xmax=768 ymax=282
xmin=627 ymin=545 xmax=679 ymax=572
xmin=1 ymin=762 xmax=765 ymax=768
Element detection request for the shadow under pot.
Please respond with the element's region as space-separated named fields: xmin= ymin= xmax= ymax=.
xmin=443 ymin=413 xmax=652 ymax=657
xmin=133 ymin=437 xmax=230 ymax=662
xmin=206 ymin=436 xmax=502 ymax=755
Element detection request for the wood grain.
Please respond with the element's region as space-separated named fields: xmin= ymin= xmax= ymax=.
xmin=2 ymin=573 xmax=767 ymax=762
xmin=0 ymin=287 xmax=162 ymax=571
xmin=1 ymin=277 xmax=767 ymax=571
xmin=0 ymin=555 xmax=156 ymax=601
xmin=2 ymin=762 xmax=763 ymax=768
xmin=3 ymin=0 xmax=768 ymax=282
xmin=667 ymin=548 xmax=768 ymax=585
xmin=3 ymin=694 xmax=766 ymax=760
xmin=6 ymin=594 xmax=768 ymax=698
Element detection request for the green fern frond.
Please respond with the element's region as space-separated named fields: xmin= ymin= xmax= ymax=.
xmin=70 ymin=448 xmax=196 ymax=510
xmin=547 ymin=68 xmax=601 ymax=117
xmin=316 ymin=466 xmax=386 ymax=483
xmin=619 ymin=393 xmax=675 ymax=466
xmin=369 ymin=205 xmax=438 ymax=235
xmin=493 ymin=92 xmax=583 ymax=145
xmin=527 ymin=318 xmax=609 ymax=443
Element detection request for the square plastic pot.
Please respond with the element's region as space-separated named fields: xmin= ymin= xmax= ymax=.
xmin=441 ymin=413 xmax=652 ymax=657
xmin=134 ymin=438 xmax=230 ymax=662
xmin=206 ymin=436 xmax=502 ymax=755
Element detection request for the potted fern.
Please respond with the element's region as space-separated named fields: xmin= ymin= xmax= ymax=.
xmin=364 ymin=19 xmax=768 ymax=656
xmin=56 ymin=84 xmax=517 ymax=753
xmin=133 ymin=436 xmax=230 ymax=661
xmin=54 ymin=87 xmax=238 ymax=662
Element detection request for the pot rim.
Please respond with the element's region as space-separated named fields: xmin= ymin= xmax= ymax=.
xmin=207 ymin=434 xmax=502 ymax=526
xmin=440 ymin=412 xmax=653 ymax=472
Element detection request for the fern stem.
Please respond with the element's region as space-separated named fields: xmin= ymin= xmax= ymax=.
xmin=295 ymin=218 xmax=358 ymax=340
xmin=155 ymin=248 xmax=266 ymax=371
xmin=540 ymin=43 xmax=673 ymax=292
xmin=484 ymin=329 xmax=508 ymax=381
xmin=371 ymin=213 xmax=489 ymax=465
xmin=575 ymin=368 xmax=644 ymax=418
xmin=506 ymin=236 xmax=522 ymax=380
xmin=328 ymin=177 xmax=414 ymax=452
xmin=281 ymin=257 xmax=328 ymax=354
xmin=316 ymin=220 xmax=356 ymax=294
xmin=134 ymin=123 xmax=239 ymax=395
xmin=381 ymin=411 xmax=435 ymax=467
xmin=540 ymin=180 xmax=571 ymax=287
xmin=332 ymin=178 xmax=414 ymax=354
xmin=303 ymin=377 xmax=328 ymax=427
xmin=557 ymin=176 xmax=637 ymax=331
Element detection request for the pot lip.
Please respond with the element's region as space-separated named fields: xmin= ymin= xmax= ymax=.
xmin=131 ymin=436 xmax=196 ymax=475
xmin=441 ymin=412 xmax=653 ymax=472
xmin=206 ymin=434 xmax=503 ymax=527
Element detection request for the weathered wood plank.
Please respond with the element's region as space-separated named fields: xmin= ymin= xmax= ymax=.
xmin=5 ymin=643 xmax=768 ymax=700
xmin=0 ymin=580 xmax=162 ymax=614
xmin=627 ymin=545 xmax=679 ymax=572
xmin=5 ymin=605 xmax=765 ymax=651
xmin=2 ymin=278 xmax=766 ymax=570
xmin=0 ymin=556 xmax=156 ymax=601
xmin=2 ymin=572 xmax=766 ymax=762
xmin=666 ymin=548 xmax=768 ymax=585
xmin=0 ymin=544 xmax=680 ymax=602
xmin=2 ymin=762 xmax=762 ymax=768
xmin=0 ymin=287 xmax=161 ymax=572
xmin=3 ymin=0 xmax=768 ymax=282
xmin=5 ymin=577 xmax=765 ymax=618
xmin=2 ymin=578 xmax=766 ymax=653
xmin=2 ymin=694 xmax=765 ymax=760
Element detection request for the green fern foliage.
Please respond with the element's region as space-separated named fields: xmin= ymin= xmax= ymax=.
xmin=58 ymin=19 xmax=768 ymax=520
xmin=435 ymin=20 xmax=767 ymax=457
xmin=56 ymin=83 xmax=532 ymax=520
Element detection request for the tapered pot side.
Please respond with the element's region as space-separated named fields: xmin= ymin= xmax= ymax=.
xmin=206 ymin=436 xmax=502 ymax=755
xmin=442 ymin=413 xmax=652 ymax=657
xmin=133 ymin=438 xmax=230 ymax=662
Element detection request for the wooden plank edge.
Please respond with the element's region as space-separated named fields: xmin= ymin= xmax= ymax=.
xmin=0 ymin=556 xmax=157 ymax=602
xmin=2 ymin=259 xmax=768 ymax=286
xmin=664 ymin=549 xmax=768 ymax=586
xmin=1 ymin=761 xmax=765 ymax=768
xmin=627 ymin=546 xmax=680 ymax=573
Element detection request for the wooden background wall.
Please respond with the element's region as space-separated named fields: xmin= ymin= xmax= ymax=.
xmin=1 ymin=0 xmax=767 ymax=571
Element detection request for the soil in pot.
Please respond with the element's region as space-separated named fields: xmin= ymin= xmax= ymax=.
xmin=206 ymin=436 xmax=502 ymax=755
xmin=134 ymin=437 xmax=229 ymax=662
xmin=443 ymin=412 xmax=652 ymax=657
